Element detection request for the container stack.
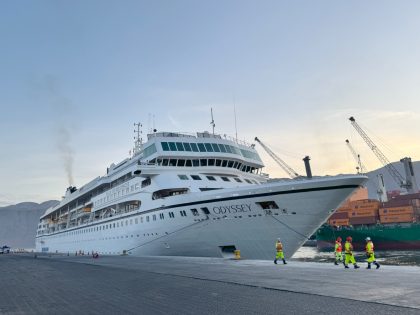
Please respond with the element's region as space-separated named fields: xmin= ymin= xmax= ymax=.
xmin=379 ymin=206 xmax=415 ymax=224
xmin=328 ymin=199 xmax=380 ymax=226
xmin=328 ymin=192 xmax=420 ymax=227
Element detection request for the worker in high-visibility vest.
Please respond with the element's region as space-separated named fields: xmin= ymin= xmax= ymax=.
xmin=344 ymin=236 xmax=360 ymax=269
xmin=274 ymin=238 xmax=287 ymax=265
xmin=365 ymin=237 xmax=380 ymax=269
xmin=334 ymin=236 xmax=344 ymax=266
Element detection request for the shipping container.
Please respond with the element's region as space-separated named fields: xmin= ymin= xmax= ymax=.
xmin=336 ymin=207 xmax=352 ymax=213
xmin=328 ymin=218 xmax=349 ymax=226
xmin=348 ymin=209 xmax=379 ymax=218
xmin=329 ymin=212 xmax=349 ymax=220
xmin=379 ymin=214 xmax=415 ymax=224
xmin=349 ymin=216 xmax=377 ymax=225
xmin=379 ymin=206 xmax=414 ymax=216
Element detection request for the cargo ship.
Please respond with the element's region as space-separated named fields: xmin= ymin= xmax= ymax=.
xmin=317 ymin=189 xmax=420 ymax=251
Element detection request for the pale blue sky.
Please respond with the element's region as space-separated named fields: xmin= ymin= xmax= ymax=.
xmin=1 ymin=1 xmax=420 ymax=205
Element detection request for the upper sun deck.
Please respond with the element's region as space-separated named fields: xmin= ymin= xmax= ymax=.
xmin=139 ymin=131 xmax=264 ymax=168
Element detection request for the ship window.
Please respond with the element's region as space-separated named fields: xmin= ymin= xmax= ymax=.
xmin=228 ymin=161 xmax=234 ymax=168
xmin=219 ymin=144 xmax=227 ymax=153
xmin=153 ymin=214 xmax=156 ymax=221
xmin=225 ymin=145 xmax=233 ymax=154
xmin=169 ymin=142 xmax=177 ymax=151
xmin=256 ymin=201 xmax=279 ymax=209
xmin=177 ymin=159 xmax=185 ymax=167
xmin=160 ymin=213 xmax=164 ymax=219
xmin=234 ymin=178 xmax=242 ymax=183
xmin=215 ymin=159 xmax=222 ymax=166
xmin=190 ymin=209 xmax=199 ymax=216
xmin=126 ymin=220 xmax=128 ymax=226
xmin=142 ymin=178 xmax=151 ymax=187
xmin=185 ymin=160 xmax=192 ymax=167
xmin=245 ymin=179 xmax=252 ymax=184
xmin=190 ymin=143 xmax=199 ymax=152
xmin=169 ymin=212 xmax=175 ymax=218
xmin=200 ymin=159 xmax=207 ymax=166
xmin=191 ymin=175 xmax=201 ymax=180
xmin=211 ymin=143 xmax=221 ymax=152
xmin=192 ymin=159 xmax=199 ymax=167
xmin=206 ymin=176 xmax=216 ymax=181
xmin=169 ymin=159 xmax=177 ymax=166
xmin=130 ymin=219 xmax=133 ymax=225
xmin=178 ymin=175 xmax=188 ymax=180
xmin=141 ymin=217 xmax=143 ymax=223
xmin=113 ymin=223 xmax=116 ymax=228
xmin=146 ymin=216 xmax=149 ymax=222
xmin=208 ymin=159 xmax=215 ymax=166
xmin=204 ymin=143 xmax=214 ymax=152
xmin=183 ymin=142 xmax=192 ymax=151
xmin=222 ymin=160 xmax=228 ymax=167
xmin=236 ymin=163 xmax=242 ymax=170
xmin=176 ymin=142 xmax=184 ymax=151
xmin=162 ymin=159 xmax=169 ymax=166
xmin=221 ymin=177 xmax=230 ymax=182
xmin=201 ymin=207 xmax=210 ymax=215
xmin=198 ymin=143 xmax=206 ymax=152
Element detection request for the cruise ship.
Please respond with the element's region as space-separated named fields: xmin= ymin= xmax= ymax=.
xmin=36 ymin=129 xmax=367 ymax=259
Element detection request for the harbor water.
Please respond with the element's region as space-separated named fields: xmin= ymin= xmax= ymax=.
xmin=292 ymin=246 xmax=420 ymax=266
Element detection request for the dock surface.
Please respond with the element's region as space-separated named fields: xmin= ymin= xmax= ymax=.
xmin=1 ymin=254 xmax=419 ymax=314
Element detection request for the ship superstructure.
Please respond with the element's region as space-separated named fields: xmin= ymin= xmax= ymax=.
xmin=36 ymin=129 xmax=366 ymax=259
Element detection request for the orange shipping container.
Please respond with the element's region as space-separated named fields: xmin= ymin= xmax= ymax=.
xmin=348 ymin=209 xmax=379 ymax=218
xmin=379 ymin=206 xmax=414 ymax=216
xmin=329 ymin=219 xmax=349 ymax=226
xmin=379 ymin=214 xmax=415 ymax=224
xmin=336 ymin=207 xmax=352 ymax=213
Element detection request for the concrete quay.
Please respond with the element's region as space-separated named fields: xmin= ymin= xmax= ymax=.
xmin=0 ymin=253 xmax=419 ymax=314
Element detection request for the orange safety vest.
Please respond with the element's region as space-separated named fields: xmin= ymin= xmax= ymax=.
xmin=335 ymin=241 xmax=342 ymax=253
xmin=276 ymin=242 xmax=283 ymax=251
xmin=366 ymin=241 xmax=374 ymax=254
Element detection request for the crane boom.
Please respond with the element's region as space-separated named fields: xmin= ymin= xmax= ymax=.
xmin=349 ymin=116 xmax=407 ymax=188
xmin=345 ymin=139 xmax=366 ymax=174
xmin=254 ymin=137 xmax=300 ymax=178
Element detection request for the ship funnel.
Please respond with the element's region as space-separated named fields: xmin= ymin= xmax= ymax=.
xmin=303 ymin=156 xmax=312 ymax=179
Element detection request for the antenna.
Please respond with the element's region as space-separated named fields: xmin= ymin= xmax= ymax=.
xmin=210 ymin=108 xmax=215 ymax=135
xmin=233 ymin=101 xmax=238 ymax=142
xmin=133 ymin=122 xmax=143 ymax=155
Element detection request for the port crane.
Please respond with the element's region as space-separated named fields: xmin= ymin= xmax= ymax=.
xmin=349 ymin=116 xmax=418 ymax=193
xmin=254 ymin=137 xmax=300 ymax=178
xmin=345 ymin=139 xmax=366 ymax=174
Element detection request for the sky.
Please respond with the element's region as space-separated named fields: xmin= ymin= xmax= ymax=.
xmin=1 ymin=0 xmax=420 ymax=206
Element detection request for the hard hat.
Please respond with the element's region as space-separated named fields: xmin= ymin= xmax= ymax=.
xmin=365 ymin=237 xmax=371 ymax=241
xmin=336 ymin=237 xmax=342 ymax=242
xmin=346 ymin=236 xmax=352 ymax=241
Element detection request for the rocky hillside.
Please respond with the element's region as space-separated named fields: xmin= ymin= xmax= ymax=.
xmin=364 ymin=161 xmax=420 ymax=198
xmin=0 ymin=200 xmax=58 ymax=249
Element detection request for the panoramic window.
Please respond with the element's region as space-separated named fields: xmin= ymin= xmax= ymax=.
xmin=190 ymin=143 xmax=199 ymax=152
xmin=200 ymin=159 xmax=207 ymax=166
xmin=211 ymin=143 xmax=220 ymax=152
xmin=215 ymin=159 xmax=222 ymax=166
xmin=204 ymin=143 xmax=214 ymax=152
xmin=177 ymin=159 xmax=185 ymax=167
xmin=169 ymin=142 xmax=177 ymax=151
xmin=176 ymin=142 xmax=184 ymax=151
xmin=219 ymin=144 xmax=227 ymax=153
xmin=161 ymin=142 xmax=170 ymax=151
xmin=183 ymin=142 xmax=192 ymax=151
xmin=197 ymin=143 xmax=206 ymax=152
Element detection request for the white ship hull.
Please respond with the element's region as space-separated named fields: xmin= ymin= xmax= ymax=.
xmin=36 ymin=175 xmax=365 ymax=259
